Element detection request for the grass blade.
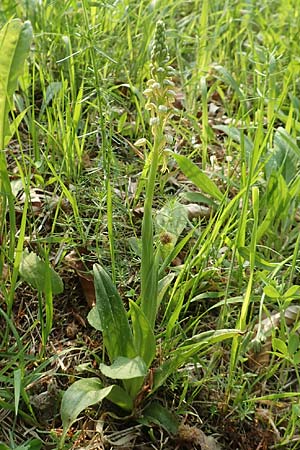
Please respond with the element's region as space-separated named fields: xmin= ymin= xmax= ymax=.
xmin=171 ymin=152 xmax=223 ymax=202
xmin=13 ymin=369 xmax=22 ymax=418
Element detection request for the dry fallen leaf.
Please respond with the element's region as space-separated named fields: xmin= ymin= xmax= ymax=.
xmin=284 ymin=305 xmax=300 ymax=324
xmin=15 ymin=187 xmax=60 ymax=215
xmin=66 ymin=321 xmax=79 ymax=339
xmin=95 ymin=420 xmax=141 ymax=449
xmin=65 ymin=250 xmax=95 ymax=308
xmin=1 ymin=263 xmax=9 ymax=281
xmin=185 ymin=203 xmax=212 ymax=220
xmin=208 ymin=102 xmax=220 ymax=116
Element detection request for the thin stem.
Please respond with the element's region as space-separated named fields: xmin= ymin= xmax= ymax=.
xmin=140 ymin=128 xmax=164 ymax=328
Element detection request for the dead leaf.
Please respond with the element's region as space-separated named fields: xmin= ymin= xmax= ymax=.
xmin=132 ymin=206 xmax=144 ymax=216
xmin=248 ymin=338 xmax=273 ymax=371
xmin=185 ymin=203 xmax=212 ymax=220
xmin=96 ymin=421 xmax=141 ymax=448
xmin=66 ymin=321 xmax=79 ymax=339
xmin=15 ymin=187 xmax=60 ymax=215
xmin=65 ymin=250 xmax=95 ymax=307
xmin=284 ymin=305 xmax=300 ymax=324
xmin=208 ymin=102 xmax=220 ymax=116
xmin=72 ymin=310 xmax=87 ymax=328
xmin=1 ymin=263 xmax=9 ymax=281
xmin=81 ymin=152 xmax=92 ymax=168
xmin=173 ymin=90 xmax=185 ymax=110
xmin=78 ymin=276 xmax=96 ymax=308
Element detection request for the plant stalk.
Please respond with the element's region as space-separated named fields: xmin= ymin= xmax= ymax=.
xmin=140 ymin=128 xmax=164 ymax=329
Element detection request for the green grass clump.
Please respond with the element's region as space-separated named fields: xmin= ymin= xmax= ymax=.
xmin=1 ymin=1 xmax=300 ymax=449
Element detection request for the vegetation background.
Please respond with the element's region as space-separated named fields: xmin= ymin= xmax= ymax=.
xmin=1 ymin=0 xmax=300 ymax=449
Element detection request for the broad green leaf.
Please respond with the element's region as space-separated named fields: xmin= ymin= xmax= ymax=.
xmin=180 ymin=190 xmax=218 ymax=208
xmin=263 ymin=285 xmax=280 ymax=299
xmin=272 ymin=338 xmax=288 ymax=356
xmin=130 ymin=301 xmax=156 ymax=367
xmin=0 ymin=19 xmax=33 ymax=147
xmin=293 ymin=350 xmax=300 ymax=365
xmin=155 ymin=200 xmax=188 ymax=240
xmin=159 ymin=228 xmax=194 ymax=277
xmin=142 ymin=401 xmax=179 ymax=435
xmin=87 ymin=305 xmax=102 ymax=331
xmin=288 ymin=333 xmax=299 ymax=356
xmin=15 ymin=440 xmax=42 ymax=450
xmin=128 ymin=236 xmax=142 ymax=258
xmin=171 ymin=153 xmax=223 ymax=202
xmin=284 ymin=285 xmax=300 ymax=299
xmin=61 ymin=379 xmax=114 ymax=438
xmin=156 ymin=201 xmax=184 ymax=257
xmin=93 ymin=264 xmax=135 ymax=361
xmin=105 ymin=384 xmax=134 ymax=411
xmin=100 ymin=356 xmax=147 ymax=380
xmin=19 ymin=250 xmax=64 ymax=295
